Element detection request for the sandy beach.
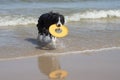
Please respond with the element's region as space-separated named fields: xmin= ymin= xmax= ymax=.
xmin=0 ymin=49 xmax=120 ymax=80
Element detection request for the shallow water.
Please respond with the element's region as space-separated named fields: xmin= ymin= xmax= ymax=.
xmin=0 ymin=0 xmax=120 ymax=59
xmin=0 ymin=20 xmax=120 ymax=60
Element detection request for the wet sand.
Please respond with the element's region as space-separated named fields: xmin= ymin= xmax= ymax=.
xmin=0 ymin=50 xmax=120 ymax=80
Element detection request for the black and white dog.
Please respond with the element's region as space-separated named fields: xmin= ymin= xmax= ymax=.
xmin=37 ymin=12 xmax=65 ymax=49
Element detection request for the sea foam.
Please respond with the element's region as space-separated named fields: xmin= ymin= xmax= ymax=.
xmin=65 ymin=10 xmax=120 ymax=22
xmin=0 ymin=10 xmax=120 ymax=26
xmin=0 ymin=15 xmax=37 ymax=26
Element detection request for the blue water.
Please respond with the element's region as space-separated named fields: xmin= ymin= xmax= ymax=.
xmin=0 ymin=1 xmax=120 ymax=9
xmin=0 ymin=0 xmax=120 ymax=59
xmin=0 ymin=0 xmax=120 ymax=26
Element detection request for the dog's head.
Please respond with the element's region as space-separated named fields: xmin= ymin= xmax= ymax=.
xmin=37 ymin=12 xmax=65 ymax=36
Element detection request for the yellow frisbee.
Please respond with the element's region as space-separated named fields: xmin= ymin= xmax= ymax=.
xmin=49 ymin=24 xmax=68 ymax=38
xmin=49 ymin=70 xmax=68 ymax=79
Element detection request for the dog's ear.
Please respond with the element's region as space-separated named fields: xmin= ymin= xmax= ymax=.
xmin=60 ymin=15 xmax=65 ymax=24
xmin=37 ymin=16 xmax=42 ymax=27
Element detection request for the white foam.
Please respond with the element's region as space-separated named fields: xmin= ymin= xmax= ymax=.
xmin=46 ymin=47 xmax=120 ymax=56
xmin=0 ymin=15 xmax=37 ymax=26
xmin=0 ymin=46 xmax=120 ymax=61
xmin=65 ymin=10 xmax=120 ymax=22
xmin=0 ymin=10 xmax=120 ymax=26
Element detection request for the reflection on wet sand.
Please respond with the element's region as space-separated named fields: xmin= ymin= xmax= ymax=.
xmin=38 ymin=56 xmax=68 ymax=80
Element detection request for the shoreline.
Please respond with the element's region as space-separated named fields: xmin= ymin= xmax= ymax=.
xmin=0 ymin=46 xmax=120 ymax=61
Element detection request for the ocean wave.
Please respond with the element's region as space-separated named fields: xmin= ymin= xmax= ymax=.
xmin=0 ymin=15 xmax=37 ymax=26
xmin=65 ymin=10 xmax=120 ymax=22
xmin=0 ymin=0 xmax=118 ymax=4
xmin=0 ymin=10 xmax=120 ymax=26
xmin=0 ymin=0 xmax=97 ymax=3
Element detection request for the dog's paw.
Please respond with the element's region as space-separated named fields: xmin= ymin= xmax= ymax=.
xmin=37 ymin=34 xmax=57 ymax=50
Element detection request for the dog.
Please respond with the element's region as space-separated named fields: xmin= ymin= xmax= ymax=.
xmin=37 ymin=12 xmax=65 ymax=49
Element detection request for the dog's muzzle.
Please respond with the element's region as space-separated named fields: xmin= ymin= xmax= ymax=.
xmin=56 ymin=23 xmax=62 ymax=27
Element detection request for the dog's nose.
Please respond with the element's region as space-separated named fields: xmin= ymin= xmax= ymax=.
xmin=57 ymin=24 xmax=61 ymax=27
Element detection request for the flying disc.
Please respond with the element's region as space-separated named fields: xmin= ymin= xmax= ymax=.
xmin=49 ymin=70 xmax=68 ymax=79
xmin=49 ymin=24 xmax=68 ymax=38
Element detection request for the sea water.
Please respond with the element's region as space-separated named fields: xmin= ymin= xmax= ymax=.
xmin=0 ymin=0 xmax=120 ymax=59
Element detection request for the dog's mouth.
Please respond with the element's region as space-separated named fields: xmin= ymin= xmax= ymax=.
xmin=49 ymin=24 xmax=68 ymax=38
xmin=55 ymin=28 xmax=62 ymax=33
xmin=56 ymin=23 xmax=62 ymax=33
